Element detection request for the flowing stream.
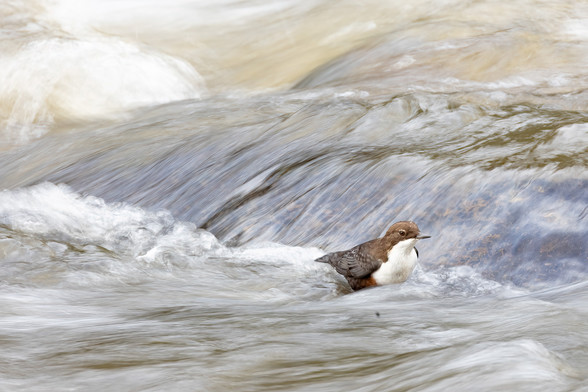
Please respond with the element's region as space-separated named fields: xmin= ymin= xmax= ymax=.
xmin=1 ymin=1 xmax=587 ymax=391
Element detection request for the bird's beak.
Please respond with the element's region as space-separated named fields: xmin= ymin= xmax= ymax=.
xmin=416 ymin=235 xmax=431 ymax=240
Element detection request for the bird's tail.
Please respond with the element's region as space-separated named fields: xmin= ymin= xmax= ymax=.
xmin=314 ymin=253 xmax=337 ymax=267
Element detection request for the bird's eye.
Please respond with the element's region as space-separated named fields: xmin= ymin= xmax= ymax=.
xmin=399 ymin=230 xmax=406 ymax=236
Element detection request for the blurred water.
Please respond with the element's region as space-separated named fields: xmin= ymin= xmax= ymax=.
xmin=0 ymin=0 xmax=587 ymax=391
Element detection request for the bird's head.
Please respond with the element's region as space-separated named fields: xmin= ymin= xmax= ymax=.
xmin=384 ymin=221 xmax=430 ymax=250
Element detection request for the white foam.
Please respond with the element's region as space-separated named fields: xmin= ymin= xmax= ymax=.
xmin=0 ymin=37 xmax=205 ymax=144
xmin=0 ymin=183 xmax=334 ymax=296
xmin=564 ymin=18 xmax=588 ymax=41
xmin=398 ymin=265 xmax=515 ymax=298
xmin=536 ymin=123 xmax=588 ymax=156
xmin=236 ymin=241 xmax=325 ymax=267
xmin=0 ymin=183 xmax=173 ymax=255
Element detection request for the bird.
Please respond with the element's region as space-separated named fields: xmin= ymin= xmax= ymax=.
xmin=315 ymin=221 xmax=430 ymax=291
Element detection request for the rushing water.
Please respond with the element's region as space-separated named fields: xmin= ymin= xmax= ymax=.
xmin=1 ymin=0 xmax=587 ymax=391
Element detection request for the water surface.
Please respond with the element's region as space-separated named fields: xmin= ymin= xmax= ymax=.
xmin=0 ymin=0 xmax=587 ymax=390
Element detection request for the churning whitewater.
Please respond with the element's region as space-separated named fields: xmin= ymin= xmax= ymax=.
xmin=0 ymin=0 xmax=587 ymax=391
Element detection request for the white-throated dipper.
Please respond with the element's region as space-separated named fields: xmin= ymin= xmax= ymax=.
xmin=315 ymin=221 xmax=430 ymax=291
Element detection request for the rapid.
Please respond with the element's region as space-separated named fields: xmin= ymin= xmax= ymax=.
xmin=0 ymin=1 xmax=587 ymax=390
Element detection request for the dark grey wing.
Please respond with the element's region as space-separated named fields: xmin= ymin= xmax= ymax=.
xmin=315 ymin=245 xmax=382 ymax=278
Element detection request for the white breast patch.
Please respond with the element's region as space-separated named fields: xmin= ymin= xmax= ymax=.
xmin=371 ymin=238 xmax=418 ymax=285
